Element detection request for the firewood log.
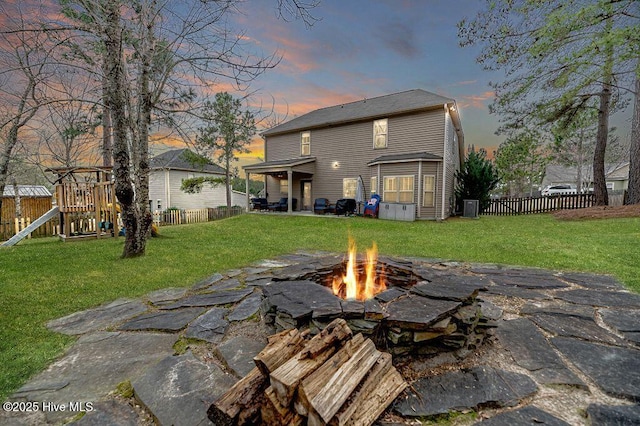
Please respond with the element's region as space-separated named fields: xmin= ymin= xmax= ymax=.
xmin=261 ymin=386 xmax=304 ymax=426
xmin=270 ymin=318 xmax=352 ymax=406
xmin=207 ymin=367 xmax=266 ymax=426
xmin=254 ymin=328 xmax=306 ymax=375
xmin=330 ymin=352 xmax=407 ymax=426
xmin=307 ymin=338 xmax=381 ymax=424
xmin=296 ymin=333 xmax=366 ymax=416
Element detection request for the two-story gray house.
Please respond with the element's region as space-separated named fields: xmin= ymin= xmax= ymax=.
xmin=244 ymin=89 xmax=465 ymax=220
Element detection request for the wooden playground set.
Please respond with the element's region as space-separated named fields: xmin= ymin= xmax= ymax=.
xmin=51 ymin=166 xmax=120 ymax=241
xmin=1 ymin=166 xmax=120 ymax=246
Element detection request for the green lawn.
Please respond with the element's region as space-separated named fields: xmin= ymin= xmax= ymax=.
xmin=1 ymin=213 xmax=639 ymax=401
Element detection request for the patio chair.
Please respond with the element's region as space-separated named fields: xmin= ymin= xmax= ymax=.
xmin=250 ymin=197 xmax=268 ymax=211
xmin=268 ymin=197 xmax=297 ymax=212
xmin=313 ymin=198 xmax=335 ymax=214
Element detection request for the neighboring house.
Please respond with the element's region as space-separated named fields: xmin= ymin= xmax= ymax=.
xmin=149 ymin=148 xmax=245 ymax=211
xmin=542 ymin=163 xmax=629 ymax=192
xmin=244 ymin=89 xmax=465 ymax=220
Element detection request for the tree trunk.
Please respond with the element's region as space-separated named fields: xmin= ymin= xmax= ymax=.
xmin=104 ymin=0 xmax=141 ymax=258
xmin=12 ymin=178 xmax=21 ymax=218
xmin=593 ymin=82 xmax=611 ymax=206
xmin=576 ymin=130 xmax=584 ymax=192
xmin=225 ymin=157 xmax=232 ymax=215
xmin=101 ymin=68 xmax=113 ymax=168
xmin=626 ymin=68 xmax=640 ymax=205
xmin=593 ymin=36 xmax=614 ymax=206
xmin=132 ymin=0 xmax=154 ymax=248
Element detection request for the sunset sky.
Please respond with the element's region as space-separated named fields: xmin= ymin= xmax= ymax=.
xmin=183 ymin=0 xmax=630 ymax=164
xmin=4 ymin=0 xmax=633 ymax=166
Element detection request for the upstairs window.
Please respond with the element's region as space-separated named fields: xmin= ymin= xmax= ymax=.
xmin=301 ymin=131 xmax=311 ymax=156
xmin=373 ymin=119 xmax=388 ymax=149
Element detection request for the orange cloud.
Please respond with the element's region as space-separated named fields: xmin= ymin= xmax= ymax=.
xmin=458 ymin=91 xmax=495 ymax=109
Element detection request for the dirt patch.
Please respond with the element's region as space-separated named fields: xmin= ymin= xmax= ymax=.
xmin=553 ymin=204 xmax=640 ymax=220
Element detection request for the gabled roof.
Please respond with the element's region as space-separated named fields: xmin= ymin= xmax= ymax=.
xmin=2 ymin=185 xmax=52 ymax=197
xmin=150 ymin=149 xmax=226 ymax=175
xmin=262 ymin=89 xmax=455 ymax=137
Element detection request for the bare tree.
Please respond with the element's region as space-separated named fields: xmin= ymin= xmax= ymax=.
xmin=33 ymin=77 xmax=102 ymax=168
xmin=0 ymin=10 xmax=53 ymax=218
xmin=58 ymin=0 xmax=319 ymax=257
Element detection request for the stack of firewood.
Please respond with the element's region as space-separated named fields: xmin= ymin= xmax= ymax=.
xmin=208 ymin=318 xmax=407 ymax=426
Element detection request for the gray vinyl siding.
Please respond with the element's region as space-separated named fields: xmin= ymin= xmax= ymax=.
xmin=268 ymin=132 xmax=302 ymax=159
xmin=264 ymin=109 xmax=447 ymax=206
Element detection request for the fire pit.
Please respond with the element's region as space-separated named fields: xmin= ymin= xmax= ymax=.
xmin=261 ymin=240 xmax=494 ymax=357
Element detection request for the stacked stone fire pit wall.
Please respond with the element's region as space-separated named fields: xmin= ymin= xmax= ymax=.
xmin=260 ymin=255 xmax=495 ymax=357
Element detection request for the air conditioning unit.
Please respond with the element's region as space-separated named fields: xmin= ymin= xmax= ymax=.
xmin=463 ymin=199 xmax=479 ymax=218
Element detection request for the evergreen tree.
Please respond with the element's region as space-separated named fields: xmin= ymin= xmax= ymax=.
xmin=495 ymin=131 xmax=549 ymax=197
xmin=459 ymin=0 xmax=639 ymax=206
xmin=454 ymin=150 xmax=500 ymax=213
xmin=193 ymin=92 xmax=256 ymax=210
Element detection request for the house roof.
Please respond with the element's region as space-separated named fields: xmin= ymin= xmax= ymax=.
xmin=368 ymin=152 xmax=443 ymax=166
xmin=2 ymin=185 xmax=52 ymax=198
xmin=543 ymin=162 xmax=630 ymax=186
xmin=150 ymin=149 xmax=226 ymax=175
xmin=262 ymin=89 xmax=455 ymax=137
xmin=244 ymin=157 xmax=316 ymax=171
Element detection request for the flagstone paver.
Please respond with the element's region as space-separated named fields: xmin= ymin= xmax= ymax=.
xmin=46 ymin=299 xmax=148 ymax=335
xmin=132 ymin=351 xmax=236 ymax=426
xmin=3 ymin=252 xmax=640 ymax=426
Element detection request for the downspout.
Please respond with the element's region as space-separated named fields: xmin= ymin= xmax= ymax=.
xmin=287 ymin=169 xmax=293 ymax=213
xmin=164 ymin=168 xmax=170 ymax=211
xmin=417 ymin=160 xmax=422 ymax=219
xmin=441 ymin=105 xmax=449 ymax=220
xmin=245 ymin=172 xmax=250 ymax=212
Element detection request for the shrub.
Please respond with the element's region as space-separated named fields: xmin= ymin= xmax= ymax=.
xmin=455 ymin=150 xmax=499 ymax=213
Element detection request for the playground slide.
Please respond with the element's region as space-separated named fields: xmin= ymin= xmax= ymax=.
xmin=1 ymin=206 xmax=60 ymax=247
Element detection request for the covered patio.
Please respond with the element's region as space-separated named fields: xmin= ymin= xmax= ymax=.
xmin=243 ymin=157 xmax=316 ymax=214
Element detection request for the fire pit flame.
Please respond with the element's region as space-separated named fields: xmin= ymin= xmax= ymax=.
xmin=331 ymin=237 xmax=386 ymax=301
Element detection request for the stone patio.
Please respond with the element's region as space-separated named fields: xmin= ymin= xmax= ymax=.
xmin=2 ymin=251 xmax=640 ymax=425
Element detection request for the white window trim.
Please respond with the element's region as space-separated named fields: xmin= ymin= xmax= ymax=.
xmin=383 ymin=175 xmax=414 ymax=203
xmin=301 ymin=131 xmax=311 ymax=156
xmin=343 ymin=178 xmax=357 ymax=198
xmin=422 ymin=175 xmax=436 ymax=207
xmin=370 ymin=176 xmax=378 ymax=195
xmin=373 ymin=118 xmax=388 ymax=149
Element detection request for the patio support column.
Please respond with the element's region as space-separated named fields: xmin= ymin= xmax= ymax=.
xmin=245 ymin=172 xmax=251 ymax=212
xmin=287 ymin=169 xmax=293 ymax=213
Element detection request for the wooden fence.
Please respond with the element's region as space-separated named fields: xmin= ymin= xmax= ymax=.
xmin=0 ymin=197 xmax=58 ymax=241
xmin=484 ymin=193 xmax=596 ymax=216
xmin=153 ymin=206 xmax=244 ymax=226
